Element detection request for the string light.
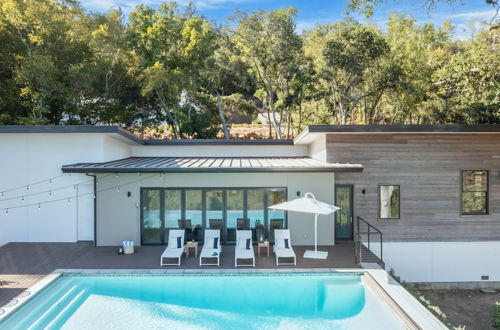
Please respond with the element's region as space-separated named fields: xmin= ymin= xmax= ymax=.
xmin=0 ymin=173 xmax=155 ymax=213
xmin=26 ymin=185 xmax=29 ymax=191
xmin=49 ymin=178 xmax=52 ymax=184
xmin=117 ymin=186 xmax=120 ymax=193
xmin=73 ymin=185 xmax=77 ymax=190
xmin=1 ymin=192 xmax=3 ymax=199
xmin=21 ymin=196 xmax=24 ymax=203
xmin=115 ymin=173 xmax=119 ymax=178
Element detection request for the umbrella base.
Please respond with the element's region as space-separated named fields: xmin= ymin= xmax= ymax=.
xmin=303 ymin=250 xmax=328 ymax=259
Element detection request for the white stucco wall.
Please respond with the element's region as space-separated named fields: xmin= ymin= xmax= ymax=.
xmin=96 ymin=172 xmax=335 ymax=246
xmin=131 ymin=144 xmax=308 ymax=157
xmin=0 ymin=133 xmax=131 ymax=247
xmin=366 ymin=241 xmax=500 ymax=283
xmin=308 ymin=135 xmax=327 ymax=162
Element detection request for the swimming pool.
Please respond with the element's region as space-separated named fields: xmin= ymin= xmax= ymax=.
xmin=1 ymin=273 xmax=405 ymax=329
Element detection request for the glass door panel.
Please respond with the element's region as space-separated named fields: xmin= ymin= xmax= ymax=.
xmin=335 ymin=185 xmax=353 ymax=241
xmin=165 ymin=189 xmax=182 ymax=243
xmin=206 ymin=189 xmax=224 ymax=241
xmin=186 ymin=189 xmax=203 ymax=242
xmin=247 ymin=189 xmax=265 ymax=242
xmin=142 ymin=189 xmax=162 ymax=245
xmin=267 ymin=188 xmax=287 ymax=243
xmin=227 ymin=189 xmax=244 ymax=243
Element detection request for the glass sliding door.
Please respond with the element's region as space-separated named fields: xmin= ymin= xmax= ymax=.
xmin=267 ymin=188 xmax=287 ymax=243
xmin=247 ymin=189 xmax=265 ymax=242
xmin=165 ymin=189 xmax=182 ymax=243
xmin=206 ymin=189 xmax=224 ymax=240
xmin=226 ymin=189 xmax=244 ymax=243
xmin=141 ymin=189 xmax=163 ymax=245
xmin=185 ymin=189 xmax=203 ymax=242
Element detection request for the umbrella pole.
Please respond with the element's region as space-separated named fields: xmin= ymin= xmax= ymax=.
xmin=314 ymin=213 xmax=318 ymax=254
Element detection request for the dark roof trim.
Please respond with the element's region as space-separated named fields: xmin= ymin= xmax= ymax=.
xmin=307 ymin=124 xmax=500 ymax=134
xmin=143 ymin=139 xmax=293 ymax=145
xmin=62 ymin=167 xmax=362 ymax=174
xmin=0 ymin=125 xmax=293 ymax=145
xmin=0 ymin=125 xmax=143 ymax=144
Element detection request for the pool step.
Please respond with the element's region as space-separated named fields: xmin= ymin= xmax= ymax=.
xmin=26 ymin=284 xmax=89 ymax=330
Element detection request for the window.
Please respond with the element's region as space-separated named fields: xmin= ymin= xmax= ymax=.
xmin=461 ymin=170 xmax=488 ymax=215
xmin=379 ymin=185 xmax=400 ymax=219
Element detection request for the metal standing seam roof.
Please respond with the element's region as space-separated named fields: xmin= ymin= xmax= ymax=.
xmin=61 ymin=157 xmax=363 ymax=173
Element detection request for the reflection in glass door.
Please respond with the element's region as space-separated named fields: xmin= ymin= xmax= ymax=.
xmin=226 ymin=189 xmax=244 ymax=243
xmin=335 ymin=185 xmax=353 ymax=241
xmin=142 ymin=189 xmax=163 ymax=245
xmin=206 ymin=189 xmax=224 ymax=241
xmin=165 ymin=189 xmax=182 ymax=243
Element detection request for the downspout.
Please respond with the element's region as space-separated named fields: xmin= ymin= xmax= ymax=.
xmin=86 ymin=173 xmax=97 ymax=247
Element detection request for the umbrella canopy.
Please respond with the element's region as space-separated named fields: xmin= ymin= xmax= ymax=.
xmin=269 ymin=192 xmax=339 ymax=215
xmin=268 ymin=192 xmax=340 ymax=260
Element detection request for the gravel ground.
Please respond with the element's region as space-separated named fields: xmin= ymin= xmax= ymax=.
xmin=419 ymin=289 xmax=500 ymax=329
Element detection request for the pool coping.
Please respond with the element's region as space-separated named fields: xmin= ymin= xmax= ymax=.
xmin=0 ymin=267 xmax=447 ymax=329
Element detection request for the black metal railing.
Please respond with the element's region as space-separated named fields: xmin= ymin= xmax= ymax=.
xmin=355 ymin=216 xmax=383 ymax=264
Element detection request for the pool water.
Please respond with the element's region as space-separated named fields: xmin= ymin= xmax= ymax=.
xmin=0 ymin=274 xmax=404 ymax=329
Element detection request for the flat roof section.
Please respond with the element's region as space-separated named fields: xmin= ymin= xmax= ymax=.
xmin=61 ymin=157 xmax=363 ymax=173
xmin=294 ymin=124 xmax=500 ymax=144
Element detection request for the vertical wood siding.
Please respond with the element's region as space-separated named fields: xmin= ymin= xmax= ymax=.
xmin=328 ymin=134 xmax=500 ymax=241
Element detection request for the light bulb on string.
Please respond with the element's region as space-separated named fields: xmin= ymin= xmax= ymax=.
xmin=21 ymin=196 xmax=25 ymax=203
xmin=49 ymin=178 xmax=52 ymax=184
xmin=73 ymin=184 xmax=77 ymax=190
xmin=93 ymin=194 xmax=96 ymax=199
xmin=26 ymin=185 xmax=29 ymax=191
xmin=49 ymin=190 xmax=52 ymax=196
xmin=67 ymin=198 xmax=70 ymax=205
xmin=117 ymin=186 xmax=120 ymax=193
xmin=115 ymin=173 xmax=119 ymax=178
xmin=4 ymin=209 xmax=8 ymax=216
xmin=1 ymin=192 xmax=3 ymax=199
xmin=38 ymin=203 xmax=41 ymax=210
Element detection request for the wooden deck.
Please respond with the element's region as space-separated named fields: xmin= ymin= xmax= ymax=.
xmin=0 ymin=242 xmax=359 ymax=309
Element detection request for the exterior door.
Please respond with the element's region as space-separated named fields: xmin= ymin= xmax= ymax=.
xmin=335 ymin=185 xmax=353 ymax=241
xmin=141 ymin=188 xmax=163 ymax=245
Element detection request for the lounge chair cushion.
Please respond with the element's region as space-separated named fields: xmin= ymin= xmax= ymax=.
xmin=168 ymin=237 xmax=182 ymax=248
xmin=276 ymin=238 xmax=291 ymax=249
xmin=237 ymin=238 xmax=251 ymax=250
xmin=213 ymin=237 xmax=219 ymax=249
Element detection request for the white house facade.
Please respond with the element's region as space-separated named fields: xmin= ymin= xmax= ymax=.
xmin=1 ymin=125 xmax=499 ymax=285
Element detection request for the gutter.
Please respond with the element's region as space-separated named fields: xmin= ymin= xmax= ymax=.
xmin=86 ymin=173 xmax=97 ymax=247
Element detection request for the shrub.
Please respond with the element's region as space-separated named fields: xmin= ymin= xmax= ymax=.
xmin=492 ymin=302 xmax=500 ymax=329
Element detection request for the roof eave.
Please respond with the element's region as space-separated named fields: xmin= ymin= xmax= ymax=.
xmin=61 ymin=166 xmax=363 ymax=174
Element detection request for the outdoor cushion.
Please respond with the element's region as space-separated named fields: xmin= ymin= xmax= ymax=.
xmin=213 ymin=237 xmax=219 ymax=249
xmin=177 ymin=236 xmax=182 ymax=248
xmin=237 ymin=238 xmax=247 ymax=249
xmin=284 ymin=238 xmax=290 ymax=249
xmin=246 ymin=238 xmax=251 ymax=250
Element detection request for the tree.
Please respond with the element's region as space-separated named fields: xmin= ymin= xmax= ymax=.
xmin=231 ymin=7 xmax=303 ymax=138
xmin=127 ymin=2 xmax=218 ymax=138
xmin=321 ymin=22 xmax=390 ymax=124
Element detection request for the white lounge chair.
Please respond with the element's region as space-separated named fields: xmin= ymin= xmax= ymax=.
xmin=274 ymin=229 xmax=296 ymax=266
xmin=200 ymin=229 xmax=222 ymax=266
xmin=160 ymin=229 xmax=185 ymax=266
xmin=235 ymin=230 xmax=255 ymax=267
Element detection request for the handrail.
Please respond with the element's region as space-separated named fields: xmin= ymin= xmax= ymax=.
xmin=355 ymin=216 xmax=383 ymax=263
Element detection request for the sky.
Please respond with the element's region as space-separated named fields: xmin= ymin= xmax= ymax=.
xmin=82 ymin=0 xmax=497 ymax=39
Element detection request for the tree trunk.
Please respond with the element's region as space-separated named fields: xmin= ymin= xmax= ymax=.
xmin=217 ymin=92 xmax=230 ymax=139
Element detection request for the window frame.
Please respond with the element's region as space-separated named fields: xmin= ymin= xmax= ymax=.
xmin=378 ymin=184 xmax=401 ymax=220
xmin=460 ymin=170 xmax=489 ymax=216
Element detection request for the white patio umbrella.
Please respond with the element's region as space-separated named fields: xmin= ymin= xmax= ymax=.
xmin=268 ymin=192 xmax=340 ymax=259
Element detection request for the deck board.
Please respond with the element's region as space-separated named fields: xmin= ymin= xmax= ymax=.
xmin=0 ymin=242 xmax=359 ymax=308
